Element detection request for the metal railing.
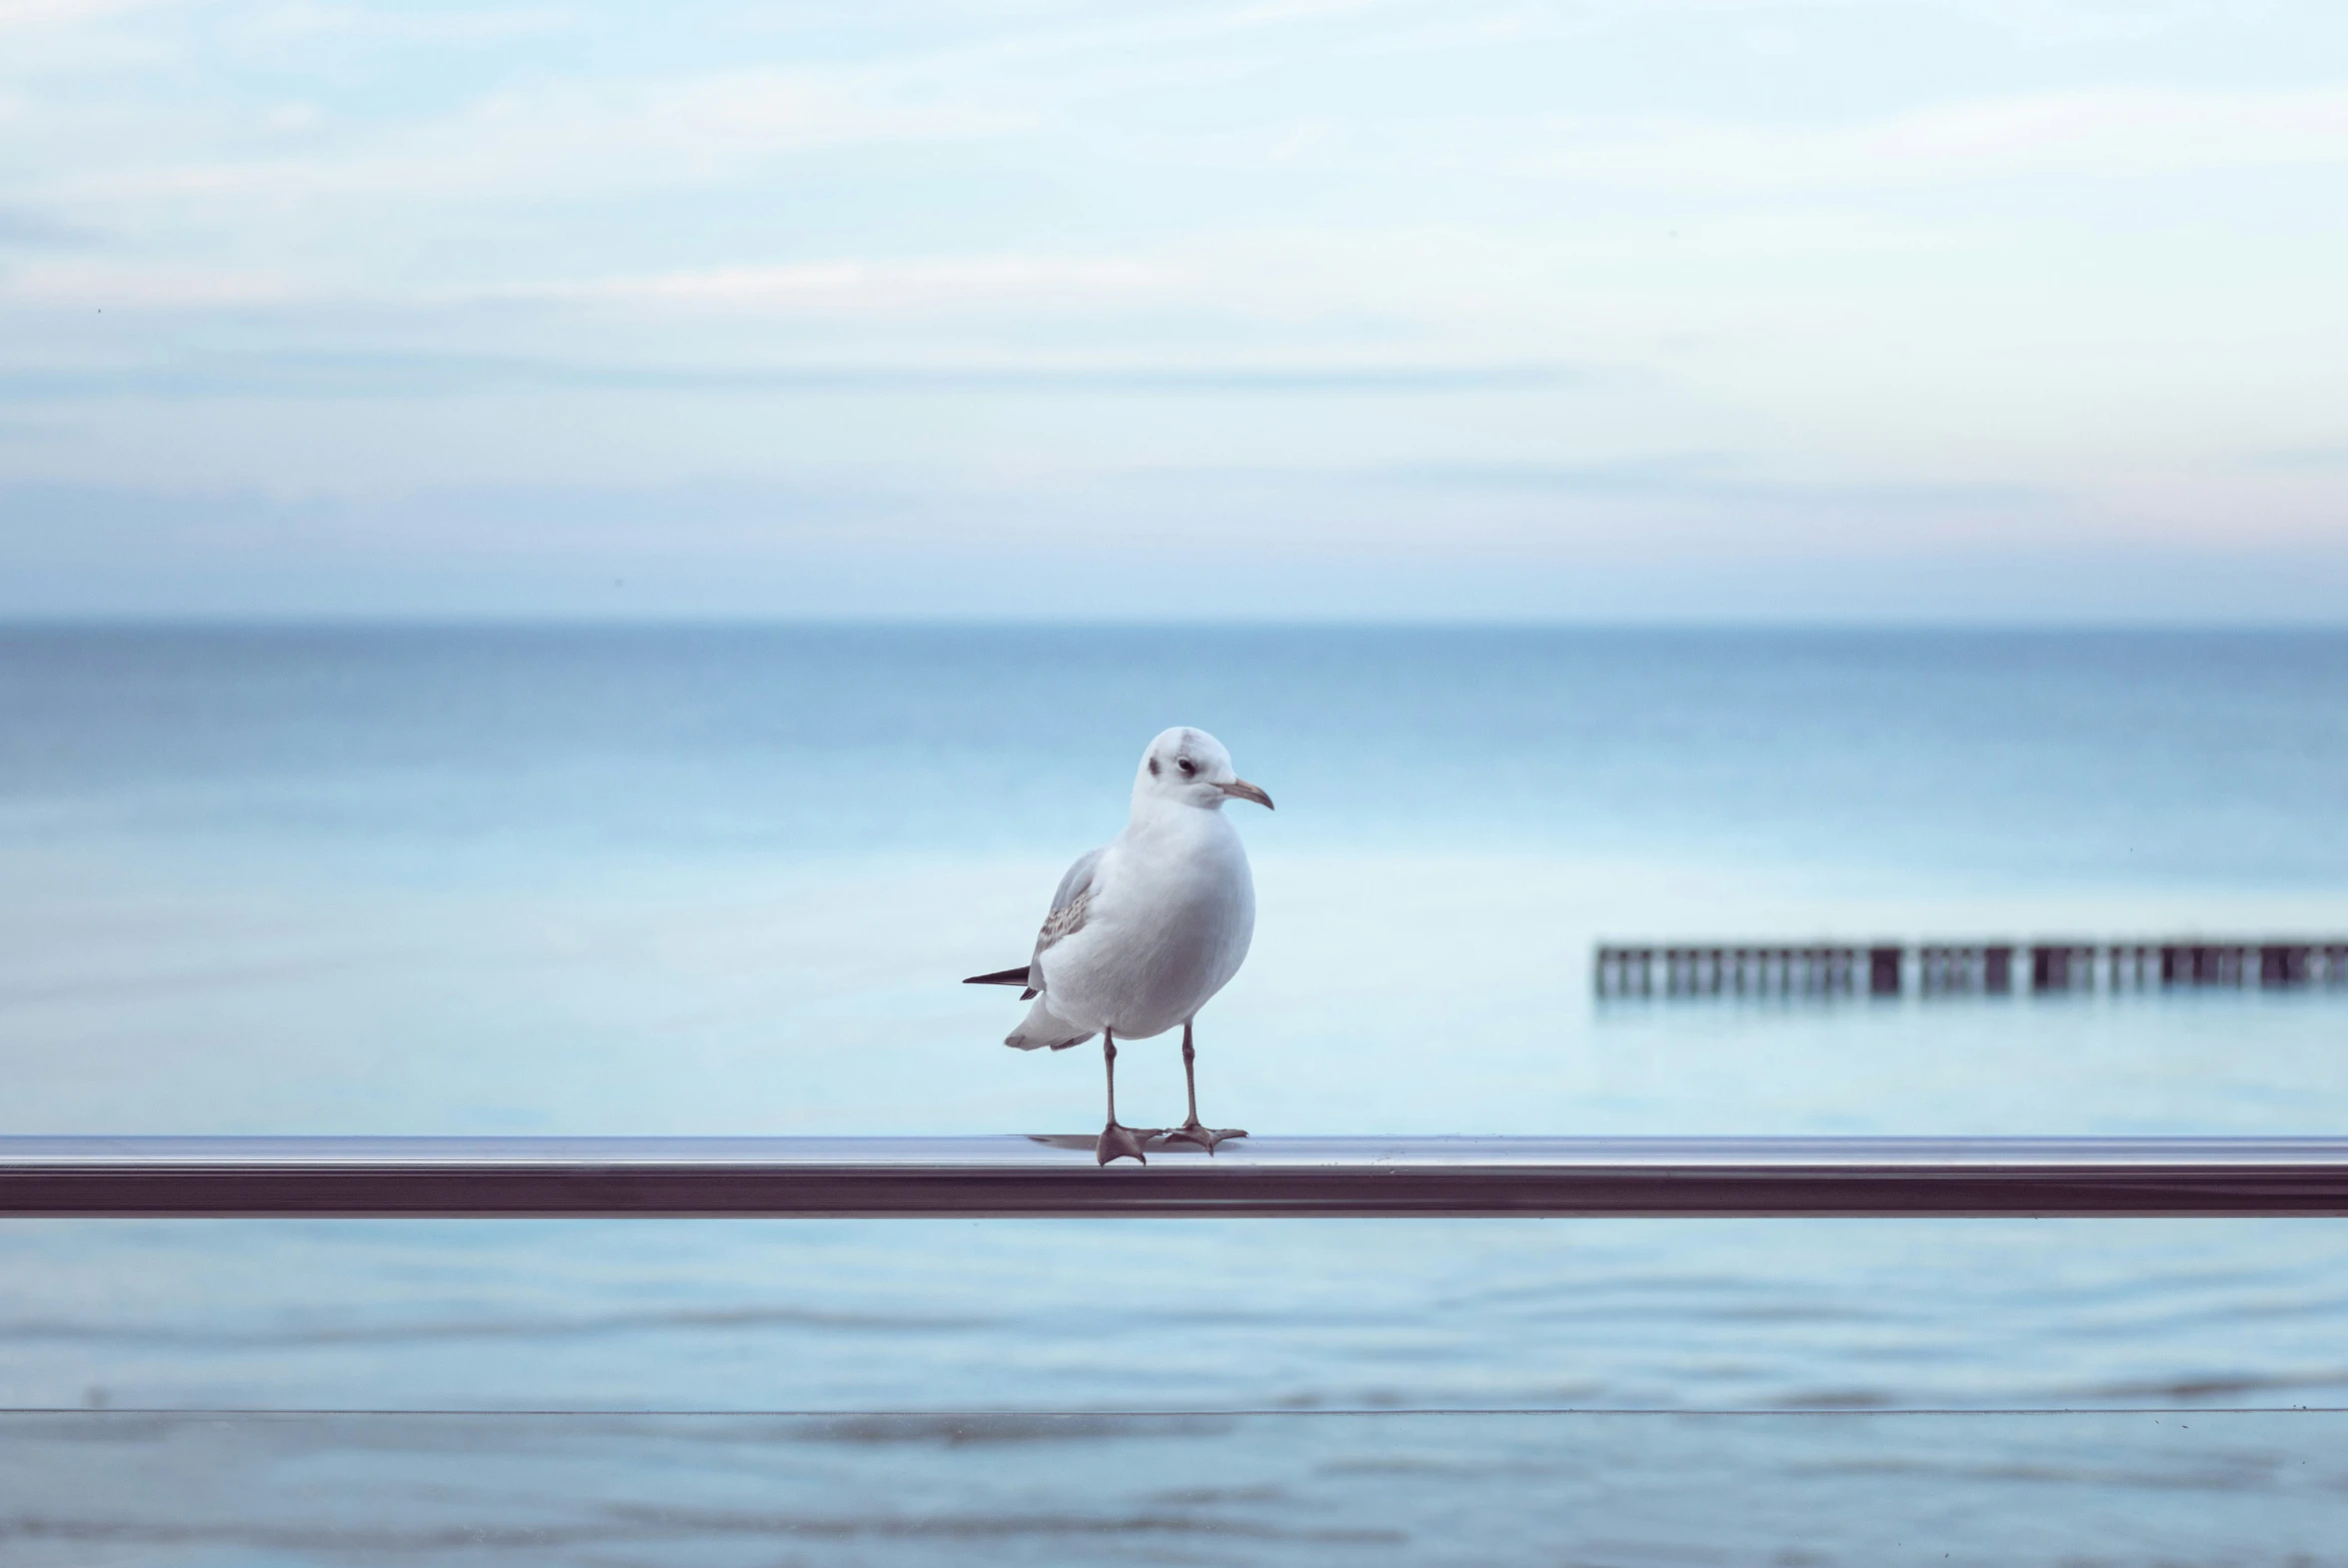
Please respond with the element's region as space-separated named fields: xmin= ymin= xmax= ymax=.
xmin=6 ymin=1136 xmax=2348 ymax=1217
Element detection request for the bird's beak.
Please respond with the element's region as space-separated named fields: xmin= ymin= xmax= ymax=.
xmin=1219 ymin=778 xmax=1274 ymax=809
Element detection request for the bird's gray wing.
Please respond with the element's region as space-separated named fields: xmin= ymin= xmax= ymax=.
xmin=1026 ymin=846 xmax=1103 ymax=991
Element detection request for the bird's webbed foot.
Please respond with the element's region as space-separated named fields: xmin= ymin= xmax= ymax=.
xmin=1158 ymin=1119 xmax=1248 ymax=1154
xmin=1096 ymin=1121 xmax=1163 ymax=1166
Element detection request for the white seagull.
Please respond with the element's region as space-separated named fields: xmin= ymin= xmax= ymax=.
xmin=965 ymin=727 xmax=1272 ymax=1165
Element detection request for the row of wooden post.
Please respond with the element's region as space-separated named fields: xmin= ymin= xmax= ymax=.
xmin=1594 ymin=941 xmax=2348 ymax=998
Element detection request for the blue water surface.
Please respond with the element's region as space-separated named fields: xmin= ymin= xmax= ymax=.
xmin=3 ymin=626 xmax=2346 ymax=1560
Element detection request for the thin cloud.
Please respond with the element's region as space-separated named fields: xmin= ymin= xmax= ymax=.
xmin=1 ymin=254 xmax=1177 ymax=313
xmin=0 ymin=0 xmax=166 ymax=29
xmin=2 ymin=260 xmax=301 ymax=306
xmin=1345 ymin=85 xmax=2348 ymax=190
xmin=1385 ymin=458 xmax=2052 ymax=512
xmin=515 ymin=257 xmax=1178 ymax=313
xmin=69 ymin=65 xmax=1042 ymax=207
xmin=0 ymin=204 xmax=96 ymax=246
xmin=2238 ymin=445 xmax=2348 ymax=473
xmin=226 ymin=2 xmax=572 ymax=47
xmin=0 ymin=349 xmax=1585 ymax=400
xmin=1344 ymin=0 xmax=2236 ymax=56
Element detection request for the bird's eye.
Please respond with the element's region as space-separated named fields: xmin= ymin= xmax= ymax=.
xmin=1176 ymin=758 xmax=1196 ymax=776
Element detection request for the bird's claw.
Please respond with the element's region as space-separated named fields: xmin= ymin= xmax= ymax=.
xmin=1096 ymin=1122 xmax=1161 ymax=1165
xmin=1159 ymin=1120 xmax=1247 ymax=1154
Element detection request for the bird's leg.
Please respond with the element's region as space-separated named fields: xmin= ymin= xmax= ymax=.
xmin=1160 ymin=1020 xmax=1247 ymax=1153
xmin=1095 ymin=1028 xmax=1157 ymax=1165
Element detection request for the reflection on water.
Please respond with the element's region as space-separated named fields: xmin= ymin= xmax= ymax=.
xmin=4 ymin=1411 xmax=2344 ymax=1567
xmin=12 ymin=1216 xmax=2348 ymax=1414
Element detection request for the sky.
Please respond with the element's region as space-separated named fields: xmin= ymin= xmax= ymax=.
xmin=2 ymin=0 xmax=2345 ymax=621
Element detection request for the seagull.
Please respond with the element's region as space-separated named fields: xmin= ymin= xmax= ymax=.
xmin=965 ymin=727 xmax=1273 ymax=1165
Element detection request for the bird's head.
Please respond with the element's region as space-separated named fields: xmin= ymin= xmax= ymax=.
xmin=1134 ymin=727 xmax=1273 ymax=811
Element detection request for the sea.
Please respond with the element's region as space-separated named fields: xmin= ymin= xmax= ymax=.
xmin=3 ymin=624 xmax=2347 ymax=1565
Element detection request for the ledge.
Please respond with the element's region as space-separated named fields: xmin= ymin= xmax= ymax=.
xmin=4 ymin=1136 xmax=2347 ymax=1217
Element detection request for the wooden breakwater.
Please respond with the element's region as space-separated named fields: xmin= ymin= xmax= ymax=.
xmin=1594 ymin=940 xmax=2348 ymax=998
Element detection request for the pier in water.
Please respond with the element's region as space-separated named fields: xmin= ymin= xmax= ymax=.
xmin=1594 ymin=940 xmax=2348 ymax=998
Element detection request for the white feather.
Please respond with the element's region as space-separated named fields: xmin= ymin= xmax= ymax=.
xmin=999 ymin=727 xmax=1263 ymax=1050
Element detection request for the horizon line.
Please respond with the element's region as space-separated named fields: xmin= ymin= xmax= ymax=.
xmin=5 ymin=613 xmax=2348 ymax=635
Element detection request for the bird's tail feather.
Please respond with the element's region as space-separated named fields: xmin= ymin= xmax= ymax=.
xmin=1006 ymin=994 xmax=1095 ymax=1052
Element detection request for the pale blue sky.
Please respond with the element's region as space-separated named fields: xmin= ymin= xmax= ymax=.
xmin=3 ymin=0 xmax=2345 ymax=619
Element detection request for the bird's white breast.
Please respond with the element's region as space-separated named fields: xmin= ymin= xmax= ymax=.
xmin=1040 ymin=806 xmax=1254 ymax=1040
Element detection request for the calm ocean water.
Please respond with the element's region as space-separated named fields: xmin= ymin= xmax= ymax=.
xmin=4 ymin=625 xmax=2347 ymax=1562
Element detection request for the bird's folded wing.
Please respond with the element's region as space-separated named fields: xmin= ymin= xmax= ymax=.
xmin=1026 ymin=845 xmax=1103 ymax=988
